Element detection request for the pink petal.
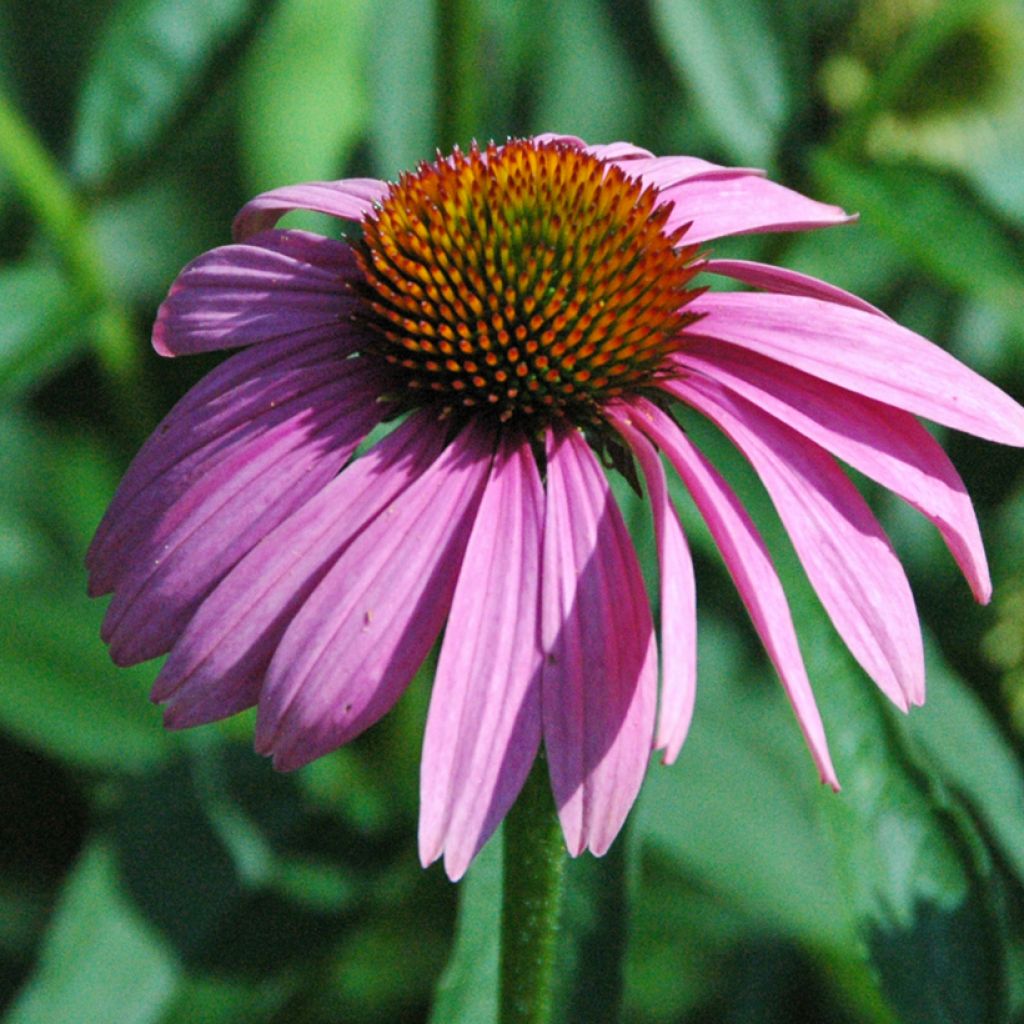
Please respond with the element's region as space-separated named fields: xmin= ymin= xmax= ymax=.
xmin=659 ymin=176 xmax=855 ymax=245
xmin=541 ymin=427 xmax=657 ymax=857
xmin=609 ymin=408 xmax=698 ymax=764
xmin=703 ymin=259 xmax=889 ymax=318
xmin=418 ymin=435 xmax=545 ymax=880
xmin=153 ymin=230 xmax=364 ymax=357
xmin=232 ymin=178 xmax=389 ymax=240
xmin=685 ymin=291 xmax=1024 ymax=445
xmin=673 ymin=375 xmax=925 ymax=710
xmin=256 ymin=421 xmax=495 ymax=770
xmin=155 ymin=411 xmax=450 ymax=728
xmin=99 ymin=372 xmax=383 ymax=665
xmin=616 ymin=155 xmax=767 ymax=190
xmin=673 ymin=340 xmax=990 ymax=602
xmin=628 ymin=398 xmax=839 ymax=789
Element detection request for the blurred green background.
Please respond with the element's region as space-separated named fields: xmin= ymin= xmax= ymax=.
xmin=2 ymin=0 xmax=1024 ymax=1021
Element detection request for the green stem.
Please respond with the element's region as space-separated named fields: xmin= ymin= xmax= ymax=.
xmin=500 ymin=752 xmax=566 ymax=1024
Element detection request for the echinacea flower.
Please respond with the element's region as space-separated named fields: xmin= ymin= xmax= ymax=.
xmin=89 ymin=134 xmax=1024 ymax=880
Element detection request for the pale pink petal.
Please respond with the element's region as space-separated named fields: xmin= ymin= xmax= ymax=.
xmin=256 ymin=421 xmax=495 ymax=770
xmin=155 ymin=412 xmax=450 ymax=727
xmin=659 ymin=176 xmax=855 ymax=245
xmin=628 ymin=398 xmax=839 ymax=789
xmin=419 ymin=435 xmax=545 ymax=880
xmin=685 ymin=291 xmax=1024 ymax=445
xmin=609 ymin=408 xmax=697 ymax=764
xmin=87 ymin=334 xmax=353 ymax=589
xmin=232 ymin=178 xmax=389 ymax=240
xmin=616 ymin=156 xmax=767 ymax=190
xmin=542 ymin=427 xmax=657 ymax=856
xmin=153 ymin=230 xmax=364 ymax=357
xmin=584 ymin=140 xmax=655 ymax=161
xmin=672 ymin=341 xmax=990 ymax=602
xmin=703 ymin=259 xmax=889 ymax=318
xmin=673 ymin=375 xmax=925 ymax=710
xmin=99 ymin=372 xmax=384 ymax=665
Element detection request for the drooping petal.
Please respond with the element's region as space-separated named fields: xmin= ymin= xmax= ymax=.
xmin=618 ymin=155 xmax=767 ymax=190
xmin=629 ymin=398 xmax=838 ymax=789
xmin=232 ymin=178 xmax=389 ymax=240
xmin=154 ymin=412 xmax=450 ymax=728
xmin=609 ymin=408 xmax=698 ymax=764
xmin=87 ymin=333 xmax=355 ymax=590
xmin=153 ymin=230 xmax=364 ymax=357
xmin=541 ymin=427 xmax=657 ymax=856
xmin=419 ymin=435 xmax=545 ymax=880
xmin=657 ymin=175 xmax=854 ymax=245
xmin=673 ymin=375 xmax=925 ymax=710
xmin=99 ymin=370 xmax=384 ymax=665
xmin=685 ymin=291 xmax=1024 ymax=445
xmin=672 ymin=340 xmax=990 ymax=602
xmin=703 ymin=259 xmax=889 ymax=318
xmin=256 ymin=421 xmax=495 ymax=771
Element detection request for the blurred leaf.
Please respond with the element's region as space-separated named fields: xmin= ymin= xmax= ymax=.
xmin=650 ymin=0 xmax=791 ymax=166
xmin=634 ymin=613 xmax=855 ymax=951
xmin=806 ymin=607 xmax=1008 ymax=1024
xmin=72 ymin=0 xmax=265 ymax=184
xmin=367 ymin=0 xmax=437 ymax=176
xmin=429 ymin=834 xmax=501 ymax=1024
xmin=530 ymin=0 xmax=643 ymax=144
xmin=0 ymin=261 xmax=89 ymax=401
xmin=814 ymin=151 xmax=1024 ymax=325
xmin=3 ymin=841 xmax=180 ymax=1024
xmin=238 ymin=0 xmax=370 ymax=195
xmin=0 ymin=583 xmax=170 ymax=773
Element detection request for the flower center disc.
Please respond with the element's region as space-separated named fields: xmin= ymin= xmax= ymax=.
xmin=355 ymin=139 xmax=702 ymax=428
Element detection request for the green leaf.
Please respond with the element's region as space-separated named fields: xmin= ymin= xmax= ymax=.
xmin=72 ymin=0 xmax=264 ymax=184
xmin=0 ymin=582 xmax=171 ymax=773
xmin=0 ymin=261 xmax=90 ymax=401
xmin=366 ymin=0 xmax=437 ymax=177
xmin=238 ymin=0 xmax=370 ymax=195
xmin=813 ymin=150 xmax=1024 ymax=324
xmin=650 ymin=0 xmax=791 ymax=166
xmin=429 ymin=835 xmax=501 ymax=1024
xmin=806 ymin=608 xmax=1008 ymax=1024
xmin=3 ymin=842 xmax=180 ymax=1024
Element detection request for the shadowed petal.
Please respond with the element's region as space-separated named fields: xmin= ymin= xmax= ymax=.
xmin=419 ymin=435 xmax=544 ymax=880
xmin=673 ymin=341 xmax=990 ymax=602
xmin=542 ymin=427 xmax=657 ymax=857
xmin=629 ymin=398 xmax=839 ymax=789
xmin=233 ymin=179 xmax=389 ymax=240
xmin=659 ymin=176 xmax=854 ymax=244
xmin=153 ymin=230 xmax=364 ymax=357
xmin=99 ymin=372 xmax=384 ymax=665
xmin=703 ymin=259 xmax=889 ymax=318
xmin=610 ymin=408 xmax=698 ymax=764
xmin=257 ymin=421 xmax=495 ymax=770
xmin=686 ymin=291 xmax=1024 ymax=445
xmin=674 ymin=375 xmax=925 ymax=710
xmin=155 ymin=412 xmax=450 ymax=728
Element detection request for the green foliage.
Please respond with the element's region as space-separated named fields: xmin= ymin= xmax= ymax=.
xmin=1 ymin=0 xmax=1023 ymax=1021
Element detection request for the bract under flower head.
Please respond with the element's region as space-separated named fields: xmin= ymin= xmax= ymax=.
xmin=89 ymin=134 xmax=1024 ymax=881
xmin=356 ymin=139 xmax=702 ymax=427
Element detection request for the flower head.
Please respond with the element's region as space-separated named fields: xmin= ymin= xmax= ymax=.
xmin=89 ymin=134 xmax=1024 ymax=880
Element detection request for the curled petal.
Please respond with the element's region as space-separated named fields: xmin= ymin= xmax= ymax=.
xmin=154 ymin=412 xmax=449 ymax=727
xmin=256 ymin=421 xmax=494 ymax=770
xmin=233 ymin=178 xmax=389 ymax=240
xmin=673 ymin=341 xmax=990 ymax=602
xmin=542 ymin=427 xmax=657 ymax=856
xmin=673 ymin=375 xmax=925 ymax=710
xmin=609 ymin=407 xmax=698 ymax=764
xmin=154 ymin=230 xmax=364 ymax=357
xmin=686 ymin=291 xmax=1024 ymax=445
xmin=419 ymin=435 xmax=545 ymax=880
xmin=629 ymin=398 xmax=839 ymax=789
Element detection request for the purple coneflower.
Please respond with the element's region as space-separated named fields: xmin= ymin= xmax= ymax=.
xmin=89 ymin=134 xmax=1024 ymax=879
